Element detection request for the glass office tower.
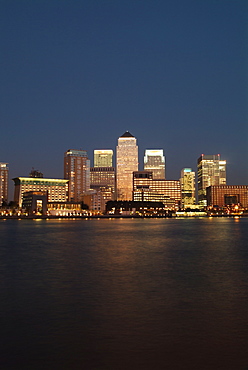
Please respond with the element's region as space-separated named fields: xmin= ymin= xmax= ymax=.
xmin=144 ymin=149 xmax=166 ymax=179
xmin=94 ymin=150 xmax=113 ymax=167
xmin=197 ymin=154 xmax=226 ymax=207
xmin=180 ymin=168 xmax=195 ymax=207
xmin=116 ymin=131 xmax=138 ymax=200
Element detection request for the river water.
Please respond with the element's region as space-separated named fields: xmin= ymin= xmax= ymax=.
xmin=1 ymin=218 xmax=248 ymax=369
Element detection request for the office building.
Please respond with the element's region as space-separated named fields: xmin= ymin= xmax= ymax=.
xmin=144 ymin=149 xmax=166 ymax=179
xmin=133 ymin=171 xmax=181 ymax=209
xmin=22 ymin=191 xmax=48 ymax=215
xmin=12 ymin=177 xmax=69 ymax=207
xmin=116 ymin=131 xmax=138 ymax=200
xmin=94 ymin=150 xmax=113 ymax=167
xmin=180 ymin=168 xmax=195 ymax=207
xmin=91 ymin=150 xmax=115 ymax=206
xmin=197 ymin=154 xmax=226 ymax=207
xmin=0 ymin=162 xmax=8 ymax=206
xmin=64 ymin=149 xmax=90 ymax=202
xmin=90 ymin=167 xmax=116 ymax=202
xmin=81 ymin=189 xmax=105 ymax=212
xmin=206 ymin=185 xmax=248 ymax=208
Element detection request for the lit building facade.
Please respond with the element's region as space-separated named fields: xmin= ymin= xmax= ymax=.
xmin=90 ymin=167 xmax=116 ymax=202
xmin=81 ymin=189 xmax=105 ymax=212
xmin=13 ymin=177 xmax=69 ymax=207
xmin=133 ymin=171 xmax=181 ymax=209
xmin=197 ymin=154 xmax=226 ymax=207
xmin=116 ymin=131 xmax=138 ymax=200
xmin=206 ymin=185 xmax=248 ymax=208
xmin=0 ymin=162 xmax=8 ymax=206
xmin=144 ymin=149 xmax=166 ymax=179
xmin=48 ymin=201 xmax=83 ymax=216
xmin=94 ymin=150 xmax=113 ymax=167
xmin=64 ymin=149 xmax=90 ymax=202
xmin=22 ymin=191 xmax=48 ymax=215
xmin=180 ymin=168 xmax=195 ymax=207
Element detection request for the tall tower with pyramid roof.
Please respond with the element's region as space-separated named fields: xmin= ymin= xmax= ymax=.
xmin=116 ymin=131 xmax=138 ymax=200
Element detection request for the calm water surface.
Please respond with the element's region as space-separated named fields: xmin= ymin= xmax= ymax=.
xmin=0 ymin=218 xmax=248 ymax=369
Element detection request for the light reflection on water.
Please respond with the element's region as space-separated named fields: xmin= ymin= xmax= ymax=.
xmin=0 ymin=218 xmax=248 ymax=369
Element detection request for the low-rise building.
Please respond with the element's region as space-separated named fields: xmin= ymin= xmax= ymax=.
xmin=206 ymin=185 xmax=248 ymax=208
xmin=22 ymin=191 xmax=48 ymax=215
xmin=82 ymin=189 xmax=105 ymax=213
xmin=133 ymin=171 xmax=181 ymax=209
xmin=13 ymin=177 xmax=69 ymax=207
xmin=106 ymin=200 xmax=165 ymax=216
xmin=47 ymin=201 xmax=83 ymax=216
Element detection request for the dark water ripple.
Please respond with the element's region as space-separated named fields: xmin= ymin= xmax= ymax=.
xmin=0 ymin=218 xmax=248 ymax=369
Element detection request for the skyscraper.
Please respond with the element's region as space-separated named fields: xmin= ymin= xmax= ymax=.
xmin=180 ymin=168 xmax=195 ymax=207
xmin=197 ymin=154 xmax=226 ymax=206
xmin=0 ymin=162 xmax=8 ymax=206
xmin=91 ymin=150 xmax=115 ymax=207
xmin=144 ymin=149 xmax=166 ymax=179
xmin=64 ymin=149 xmax=90 ymax=202
xmin=116 ymin=131 xmax=138 ymax=200
xmin=94 ymin=150 xmax=113 ymax=167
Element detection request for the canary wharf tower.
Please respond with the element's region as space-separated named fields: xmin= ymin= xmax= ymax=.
xmin=116 ymin=131 xmax=138 ymax=200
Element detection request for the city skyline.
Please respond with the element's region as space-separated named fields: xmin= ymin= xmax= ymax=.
xmin=1 ymin=130 xmax=246 ymax=202
xmin=2 ymin=134 xmax=248 ymax=211
xmin=1 ymin=1 xmax=247 ymax=193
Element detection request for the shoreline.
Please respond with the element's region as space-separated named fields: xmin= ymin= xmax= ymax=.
xmin=0 ymin=214 xmax=247 ymax=220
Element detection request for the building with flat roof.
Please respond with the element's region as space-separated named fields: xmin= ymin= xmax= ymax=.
xmin=206 ymin=185 xmax=248 ymax=208
xmin=81 ymin=189 xmax=105 ymax=213
xmin=180 ymin=168 xmax=195 ymax=207
xmin=133 ymin=171 xmax=181 ymax=209
xmin=197 ymin=154 xmax=226 ymax=207
xmin=13 ymin=177 xmax=69 ymax=207
xmin=116 ymin=131 xmax=138 ymax=200
xmin=90 ymin=166 xmax=116 ymax=203
xmin=22 ymin=191 xmax=48 ymax=215
xmin=94 ymin=150 xmax=113 ymax=167
xmin=64 ymin=149 xmax=90 ymax=202
xmin=144 ymin=149 xmax=165 ymax=179
xmin=0 ymin=162 xmax=8 ymax=206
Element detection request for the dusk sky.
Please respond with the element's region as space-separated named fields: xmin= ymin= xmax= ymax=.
xmin=1 ymin=0 xmax=247 ymax=198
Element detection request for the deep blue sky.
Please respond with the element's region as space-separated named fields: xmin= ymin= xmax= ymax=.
xmin=1 ymin=0 xmax=247 ymax=198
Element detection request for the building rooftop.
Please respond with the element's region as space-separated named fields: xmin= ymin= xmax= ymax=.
xmin=120 ymin=131 xmax=134 ymax=138
xmin=12 ymin=177 xmax=69 ymax=185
